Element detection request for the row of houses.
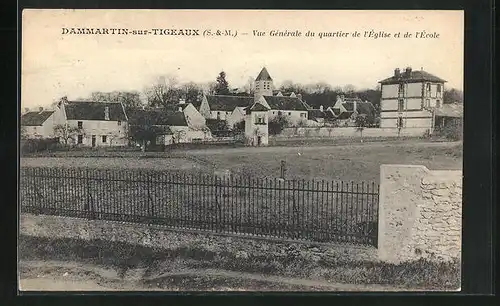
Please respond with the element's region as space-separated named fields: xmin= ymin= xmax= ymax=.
xmin=21 ymin=66 xmax=460 ymax=146
xmin=199 ymin=67 xmax=378 ymax=128
xmin=20 ymin=98 xmax=211 ymax=147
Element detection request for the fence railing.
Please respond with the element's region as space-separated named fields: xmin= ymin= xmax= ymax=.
xmin=19 ymin=167 xmax=379 ymax=246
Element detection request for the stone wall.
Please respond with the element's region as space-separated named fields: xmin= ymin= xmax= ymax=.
xmin=378 ymin=165 xmax=462 ymax=263
xmin=20 ymin=213 xmax=377 ymax=263
xmin=278 ymin=127 xmax=428 ymax=138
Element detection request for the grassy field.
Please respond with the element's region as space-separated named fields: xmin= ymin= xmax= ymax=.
xmin=21 ymin=141 xmax=462 ymax=183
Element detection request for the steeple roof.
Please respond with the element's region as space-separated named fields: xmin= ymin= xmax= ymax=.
xmin=255 ymin=67 xmax=273 ymax=81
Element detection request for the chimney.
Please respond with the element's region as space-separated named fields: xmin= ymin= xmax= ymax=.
xmin=394 ymin=68 xmax=401 ymax=77
xmin=319 ymin=105 xmax=324 ymax=112
xmin=405 ymin=67 xmax=412 ymax=76
xmin=353 ymin=101 xmax=357 ymax=113
xmin=178 ymin=106 xmax=183 ymax=112
xmin=104 ymin=106 xmax=110 ymax=120
xmin=297 ymin=93 xmax=302 ymax=100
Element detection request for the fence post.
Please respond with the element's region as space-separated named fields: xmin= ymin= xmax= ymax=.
xmin=85 ymin=169 xmax=95 ymax=220
xmin=280 ymin=160 xmax=286 ymax=180
xmin=147 ymin=173 xmax=154 ymax=221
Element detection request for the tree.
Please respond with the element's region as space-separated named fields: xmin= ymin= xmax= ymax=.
xmin=181 ymin=82 xmax=204 ymax=105
xmin=233 ymin=120 xmax=246 ymax=134
xmin=443 ymin=88 xmax=463 ymax=104
xmin=343 ymin=84 xmax=356 ymax=96
xmin=268 ymin=115 xmax=289 ymax=135
xmin=242 ymin=77 xmax=255 ymax=95
xmin=53 ymin=124 xmax=82 ymax=147
xmin=90 ymin=91 xmax=143 ymax=109
xmin=214 ymin=71 xmax=230 ymax=95
xmin=144 ymin=75 xmax=181 ymax=108
xmin=20 ymin=126 xmax=28 ymax=140
xmin=355 ymin=114 xmax=368 ymax=142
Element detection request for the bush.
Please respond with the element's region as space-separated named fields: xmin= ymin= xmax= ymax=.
xmin=268 ymin=116 xmax=289 ymax=135
xmin=20 ymin=138 xmax=61 ymax=155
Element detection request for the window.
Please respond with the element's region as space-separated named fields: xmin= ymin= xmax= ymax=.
xmin=217 ymin=112 xmax=221 ymax=120
xmin=437 ymin=84 xmax=442 ymax=93
xmin=425 ymin=99 xmax=431 ymax=107
xmin=436 ymin=100 xmax=441 ymax=108
xmin=398 ymin=99 xmax=405 ymax=112
xmin=102 ymin=135 xmax=107 ymax=143
xmin=77 ymin=135 xmax=83 ymax=144
xmin=77 ymin=121 xmax=83 ymax=129
xmin=118 ymin=120 xmax=121 ymax=126
xmin=426 ymin=83 xmax=431 ymax=91
xmin=288 ymin=112 xmax=291 ymax=116
xmin=300 ymin=113 xmax=306 ymax=118
xmin=278 ymin=111 xmax=282 ymax=116
xmin=255 ymin=116 xmax=265 ymax=124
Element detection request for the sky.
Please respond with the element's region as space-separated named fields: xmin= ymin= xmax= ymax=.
xmin=21 ymin=10 xmax=464 ymax=109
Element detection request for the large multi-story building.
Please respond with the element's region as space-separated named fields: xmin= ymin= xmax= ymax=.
xmin=378 ymin=67 xmax=446 ymax=134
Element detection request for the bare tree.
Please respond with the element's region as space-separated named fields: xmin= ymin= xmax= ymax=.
xmin=242 ymin=77 xmax=255 ymax=95
xmin=144 ymin=75 xmax=181 ymax=108
xmin=53 ymin=124 xmax=83 ymax=147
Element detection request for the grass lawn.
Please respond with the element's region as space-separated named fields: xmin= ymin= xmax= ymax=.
xmin=21 ymin=141 xmax=462 ymax=183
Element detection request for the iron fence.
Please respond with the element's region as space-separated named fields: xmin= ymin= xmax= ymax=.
xmin=19 ymin=167 xmax=379 ymax=246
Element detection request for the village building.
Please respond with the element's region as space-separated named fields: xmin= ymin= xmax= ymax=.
xmin=20 ymin=106 xmax=65 ymax=139
xmin=61 ymin=100 xmax=129 ymax=147
xmin=244 ymin=101 xmax=270 ymax=146
xmin=378 ymin=67 xmax=446 ymax=133
xmin=199 ymin=68 xmax=310 ymax=128
xmin=127 ymin=100 xmax=211 ymax=146
xmin=328 ymin=95 xmax=377 ymax=126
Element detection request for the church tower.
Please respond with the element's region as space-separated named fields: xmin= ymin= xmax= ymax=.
xmin=254 ymin=67 xmax=273 ymax=99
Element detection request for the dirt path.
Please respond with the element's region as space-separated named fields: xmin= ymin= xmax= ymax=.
xmin=19 ymin=260 xmax=425 ymax=292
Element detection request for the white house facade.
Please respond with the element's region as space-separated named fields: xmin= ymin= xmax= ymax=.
xmin=21 ymin=106 xmax=66 ymax=139
xmin=379 ymin=67 xmax=446 ymax=134
xmin=62 ymin=100 xmax=129 ymax=147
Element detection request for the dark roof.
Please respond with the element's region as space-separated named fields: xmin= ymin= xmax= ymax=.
xmin=379 ymin=70 xmax=447 ymax=85
xmin=65 ymin=101 xmax=127 ymax=121
xmin=337 ymin=111 xmax=354 ymax=120
xmin=262 ymin=96 xmax=308 ymax=111
xmin=308 ymin=109 xmax=325 ymax=120
xmin=250 ymin=102 xmax=270 ymax=111
xmin=127 ymin=108 xmax=188 ymax=127
xmin=331 ymin=108 xmax=341 ymax=116
xmin=156 ymin=126 xmax=173 ymax=135
xmin=344 ymin=102 xmax=355 ymax=112
xmin=205 ymin=95 xmax=254 ymax=112
xmin=356 ymin=102 xmax=376 ymax=117
xmin=176 ymin=103 xmax=189 ymax=110
xmin=206 ymin=118 xmax=228 ymax=131
xmin=324 ymin=109 xmax=337 ymax=119
xmin=255 ymin=67 xmax=273 ymax=81
xmin=21 ymin=110 xmax=55 ymax=126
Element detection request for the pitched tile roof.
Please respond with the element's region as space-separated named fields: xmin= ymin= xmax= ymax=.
xmin=355 ymin=101 xmax=377 ymax=117
xmin=343 ymin=102 xmax=355 ymax=112
xmin=205 ymin=95 xmax=254 ymax=112
xmin=262 ymin=96 xmax=308 ymax=111
xmin=65 ymin=101 xmax=127 ymax=121
xmin=250 ymin=102 xmax=270 ymax=111
xmin=127 ymin=108 xmax=188 ymax=127
xmin=379 ymin=70 xmax=447 ymax=85
xmin=255 ymin=67 xmax=273 ymax=81
xmin=307 ymin=109 xmax=325 ymax=120
xmin=21 ymin=110 xmax=55 ymax=126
